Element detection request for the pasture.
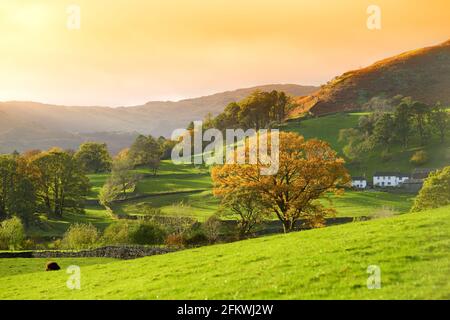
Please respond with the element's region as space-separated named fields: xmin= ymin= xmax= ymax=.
xmin=1 ymin=206 xmax=448 ymax=299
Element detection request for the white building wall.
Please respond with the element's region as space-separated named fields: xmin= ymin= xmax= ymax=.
xmin=373 ymin=175 xmax=409 ymax=187
xmin=352 ymin=180 xmax=367 ymax=189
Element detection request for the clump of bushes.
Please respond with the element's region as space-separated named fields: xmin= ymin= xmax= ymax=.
xmin=183 ymin=223 xmax=208 ymax=246
xmin=202 ymin=215 xmax=221 ymax=244
xmin=131 ymin=220 xmax=167 ymax=245
xmin=164 ymin=215 xmax=221 ymax=248
xmin=165 ymin=233 xmax=185 ymax=248
xmin=410 ymin=150 xmax=429 ymax=166
xmin=0 ymin=216 xmax=25 ymax=250
xmin=102 ymin=221 xmax=133 ymax=245
xmin=61 ymin=223 xmax=100 ymax=250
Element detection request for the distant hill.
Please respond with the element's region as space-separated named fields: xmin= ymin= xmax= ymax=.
xmin=0 ymin=84 xmax=317 ymax=153
xmin=290 ymin=39 xmax=450 ymax=117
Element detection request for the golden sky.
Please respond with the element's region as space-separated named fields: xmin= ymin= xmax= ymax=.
xmin=0 ymin=0 xmax=449 ymax=106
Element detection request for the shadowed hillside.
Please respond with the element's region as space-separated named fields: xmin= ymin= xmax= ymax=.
xmin=290 ymin=39 xmax=450 ymax=117
xmin=0 ymin=84 xmax=316 ymax=153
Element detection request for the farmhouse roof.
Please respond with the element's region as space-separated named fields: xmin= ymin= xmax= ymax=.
xmin=351 ymin=176 xmax=366 ymax=181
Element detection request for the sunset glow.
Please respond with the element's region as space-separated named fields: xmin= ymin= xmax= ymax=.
xmin=0 ymin=0 xmax=449 ymax=106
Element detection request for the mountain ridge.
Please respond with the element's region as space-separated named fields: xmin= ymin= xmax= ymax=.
xmin=290 ymin=39 xmax=450 ymax=117
xmin=0 ymin=84 xmax=317 ymax=153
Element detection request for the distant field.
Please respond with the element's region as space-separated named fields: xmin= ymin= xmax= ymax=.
xmin=2 ymin=206 xmax=448 ymax=299
xmin=135 ymin=173 xmax=212 ymax=194
xmin=27 ymin=205 xmax=114 ymax=238
xmin=112 ymin=190 xmax=219 ymax=221
xmin=282 ymin=113 xmax=361 ymax=152
xmin=113 ymin=190 xmax=413 ymax=221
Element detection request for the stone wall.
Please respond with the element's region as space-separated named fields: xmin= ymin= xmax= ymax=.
xmin=0 ymin=245 xmax=175 ymax=260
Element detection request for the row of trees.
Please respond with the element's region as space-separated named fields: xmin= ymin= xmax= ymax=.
xmin=188 ymin=90 xmax=294 ymax=133
xmin=339 ymin=98 xmax=449 ymax=162
xmin=73 ymin=136 xmax=175 ymax=176
xmin=0 ymin=132 xmax=175 ymax=226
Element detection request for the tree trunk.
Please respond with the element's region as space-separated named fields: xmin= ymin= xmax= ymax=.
xmin=282 ymin=219 xmax=294 ymax=233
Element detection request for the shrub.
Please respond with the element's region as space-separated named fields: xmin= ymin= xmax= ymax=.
xmin=130 ymin=220 xmax=166 ymax=245
xmin=410 ymin=150 xmax=428 ymax=166
xmin=61 ymin=223 xmax=100 ymax=250
xmin=202 ymin=215 xmax=221 ymax=244
xmin=102 ymin=221 xmax=132 ymax=245
xmin=22 ymin=239 xmax=36 ymax=250
xmin=0 ymin=217 xmax=25 ymax=250
xmin=165 ymin=233 xmax=185 ymax=248
xmin=51 ymin=239 xmax=62 ymax=250
xmin=162 ymin=216 xmax=196 ymax=235
xmin=183 ymin=223 xmax=208 ymax=246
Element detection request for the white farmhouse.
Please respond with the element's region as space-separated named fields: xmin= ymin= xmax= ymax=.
xmin=351 ymin=177 xmax=367 ymax=189
xmin=373 ymin=172 xmax=409 ymax=187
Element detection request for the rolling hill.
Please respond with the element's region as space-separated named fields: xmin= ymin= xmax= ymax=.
xmin=290 ymin=39 xmax=450 ymax=117
xmin=1 ymin=205 xmax=449 ymax=299
xmin=0 ymin=84 xmax=317 ymax=153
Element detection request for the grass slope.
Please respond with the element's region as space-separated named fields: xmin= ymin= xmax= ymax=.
xmin=282 ymin=112 xmax=450 ymax=177
xmin=2 ymin=206 xmax=448 ymax=299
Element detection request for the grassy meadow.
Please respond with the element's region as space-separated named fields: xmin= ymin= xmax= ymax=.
xmin=1 ymin=206 xmax=448 ymax=299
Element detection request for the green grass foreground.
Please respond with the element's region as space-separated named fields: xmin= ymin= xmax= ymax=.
xmin=1 ymin=206 xmax=448 ymax=299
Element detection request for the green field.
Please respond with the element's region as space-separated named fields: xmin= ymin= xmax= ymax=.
xmin=27 ymin=205 xmax=114 ymax=239
xmin=1 ymin=206 xmax=448 ymax=299
xmin=0 ymin=258 xmax=116 ymax=278
xmin=111 ymin=190 xmax=219 ymax=221
xmin=112 ymin=190 xmax=413 ymax=221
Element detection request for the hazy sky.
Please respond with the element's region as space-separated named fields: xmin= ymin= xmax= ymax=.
xmin=0 ymin=0 xmax=449 ymax=106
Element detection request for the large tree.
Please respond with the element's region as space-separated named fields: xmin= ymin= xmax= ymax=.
xmin=373 ymin=113 xmax=395 ymax=151
xmin=429 ymin=103 xmax=449 ymax=143
xmin=393 ymin=102 xmax=412 ymax=148
xmin=108 ymin=157 xmax=139 ymax=199
xmin=128 ymin=135 xmax=162 ymax=175
xmin=217 ymin=188 xmax=267 ymax=237
xmin=0 ymin=155 xmax=36 ymax=224
xmin=411 ymin=101 xmax=430 ymax=145
xmin=74 ymin=142 xmax=112 ymax=173
xmin=30 ymin=149 xmax=90 ymax=217
xmin=212 ymin=132 xmax=350 ymax=232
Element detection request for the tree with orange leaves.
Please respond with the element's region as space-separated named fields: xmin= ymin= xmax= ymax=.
xmin=212 ymin=132 xmax=350 ymax=232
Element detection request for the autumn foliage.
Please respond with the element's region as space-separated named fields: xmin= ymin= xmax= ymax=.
xmin=212 ymin=132 xmax=350 ymax=232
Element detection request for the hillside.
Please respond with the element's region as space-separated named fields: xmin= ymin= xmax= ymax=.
xmin=0 ymin=84 xmax=317 ymax=153
xmin=1 ymin=206 xmax=448 ymax=299
xmin=290 ymin=39 xmax=450 ymax=117
xmin=282 ymin=112 xmax=450 ymax=178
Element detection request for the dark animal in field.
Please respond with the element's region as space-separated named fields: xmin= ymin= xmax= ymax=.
xmin=45 ymin=261 xmax=61 ymax=271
